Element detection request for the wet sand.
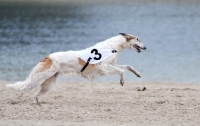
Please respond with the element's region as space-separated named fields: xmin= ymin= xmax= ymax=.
xmin=0 ymin=81 xmax=200 ymax=126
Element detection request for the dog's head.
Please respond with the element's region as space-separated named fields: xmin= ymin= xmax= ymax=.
xmin=119 ymin=33 xmax=146 ymax=53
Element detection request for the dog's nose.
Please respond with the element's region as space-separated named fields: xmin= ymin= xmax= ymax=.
xmin=143 ymin=46 xmax=146 ymax=50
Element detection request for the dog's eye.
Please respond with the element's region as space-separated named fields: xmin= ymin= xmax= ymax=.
xmin=137 ymin=38 xmax=139 ymax=41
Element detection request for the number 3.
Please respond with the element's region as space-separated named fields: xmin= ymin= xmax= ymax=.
xmin=91 ymin=49 xmax=102 ymax=60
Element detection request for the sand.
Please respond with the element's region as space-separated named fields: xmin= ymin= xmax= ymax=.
xmin=0 ymin=81 xmax=200 ymax=126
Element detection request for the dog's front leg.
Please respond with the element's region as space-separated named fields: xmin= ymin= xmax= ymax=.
xmin=114 ymin=64 xmax=141 ymax=78
xmin=101 ymin=64 xmax=125 ymax=86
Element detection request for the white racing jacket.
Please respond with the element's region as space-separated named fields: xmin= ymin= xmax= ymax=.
xmin=76 ymin=42 xmax=117 ymax=64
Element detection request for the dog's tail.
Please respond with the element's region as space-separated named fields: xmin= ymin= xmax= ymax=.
xmin=6 ymin=81 xmax=27 ymax=91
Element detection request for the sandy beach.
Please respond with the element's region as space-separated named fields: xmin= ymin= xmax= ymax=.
xmin=0 ymin=81 xmax=200 ymax=126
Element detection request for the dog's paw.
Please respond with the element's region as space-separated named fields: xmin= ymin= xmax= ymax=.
xmin=120 ymin=79 xmax=124 ymax=86
xmin=136 ymin=73 xmax=141 ymax=78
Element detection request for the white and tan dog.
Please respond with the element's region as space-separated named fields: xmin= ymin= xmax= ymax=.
xmin=7 ymin=33 xmax=146 ymax=103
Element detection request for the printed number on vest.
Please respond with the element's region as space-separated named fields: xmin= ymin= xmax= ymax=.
xmin=91 ymin=49 xmax=102 ymax=60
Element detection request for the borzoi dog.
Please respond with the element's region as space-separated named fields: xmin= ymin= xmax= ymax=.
xmin=6 ymin=33 xmax=146 ymax=103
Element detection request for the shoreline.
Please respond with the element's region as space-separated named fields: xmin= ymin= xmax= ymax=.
xmin=1 ymin=82 xmax=200 ymax=125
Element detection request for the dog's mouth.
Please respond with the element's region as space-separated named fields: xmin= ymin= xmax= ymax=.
xmin=133 ymin=44 xmax=146 ymax=53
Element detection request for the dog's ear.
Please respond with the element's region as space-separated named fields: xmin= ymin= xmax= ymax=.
xmin=119 ymin=33 xmax=133 ymax=42
xmin=119 ymin=33 xmax=127 ymax=36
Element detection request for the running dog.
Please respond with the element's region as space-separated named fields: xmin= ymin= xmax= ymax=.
xmin=6 ymin=33 xmax=146 ymax=103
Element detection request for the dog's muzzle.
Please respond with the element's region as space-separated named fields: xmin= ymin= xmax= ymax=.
xmin=133 ymin=44 xmax=146 ymax=53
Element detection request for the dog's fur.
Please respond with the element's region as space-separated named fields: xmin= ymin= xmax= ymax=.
xmin=6 ymin=33 xmax=146 ymax=103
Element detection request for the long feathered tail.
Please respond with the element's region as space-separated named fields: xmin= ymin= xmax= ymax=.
xmin=6 ymin=81 xmax=27 ymax=91
xmin=6 ymin=57 xmax=49 ymax=91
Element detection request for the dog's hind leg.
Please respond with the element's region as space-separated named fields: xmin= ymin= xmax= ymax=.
xmin=7 ymin=56 xmax=56 ymax=91
xmin=8 ymin=71 xmax=55 ymax=103
xmin=7 ymin=56 xmax=59 ymax=103
xmin=114 ymin=64 xmax=141 ymax=78
xmin=35 ymin=73 xmax=59 ymax=103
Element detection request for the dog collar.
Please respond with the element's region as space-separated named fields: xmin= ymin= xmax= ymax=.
xmin=112 ymin=50 xmax=117 ymax=53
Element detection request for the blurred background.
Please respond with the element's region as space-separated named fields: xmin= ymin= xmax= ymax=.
xmin=0 ymin=0 xmax=200 ymax=83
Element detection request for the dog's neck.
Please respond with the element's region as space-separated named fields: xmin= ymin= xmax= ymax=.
xmin=102 ymin=36 xmax=126 ymax=52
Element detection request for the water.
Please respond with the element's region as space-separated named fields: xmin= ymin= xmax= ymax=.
xmin=0 ymin=1 xmax=200 ymax=83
